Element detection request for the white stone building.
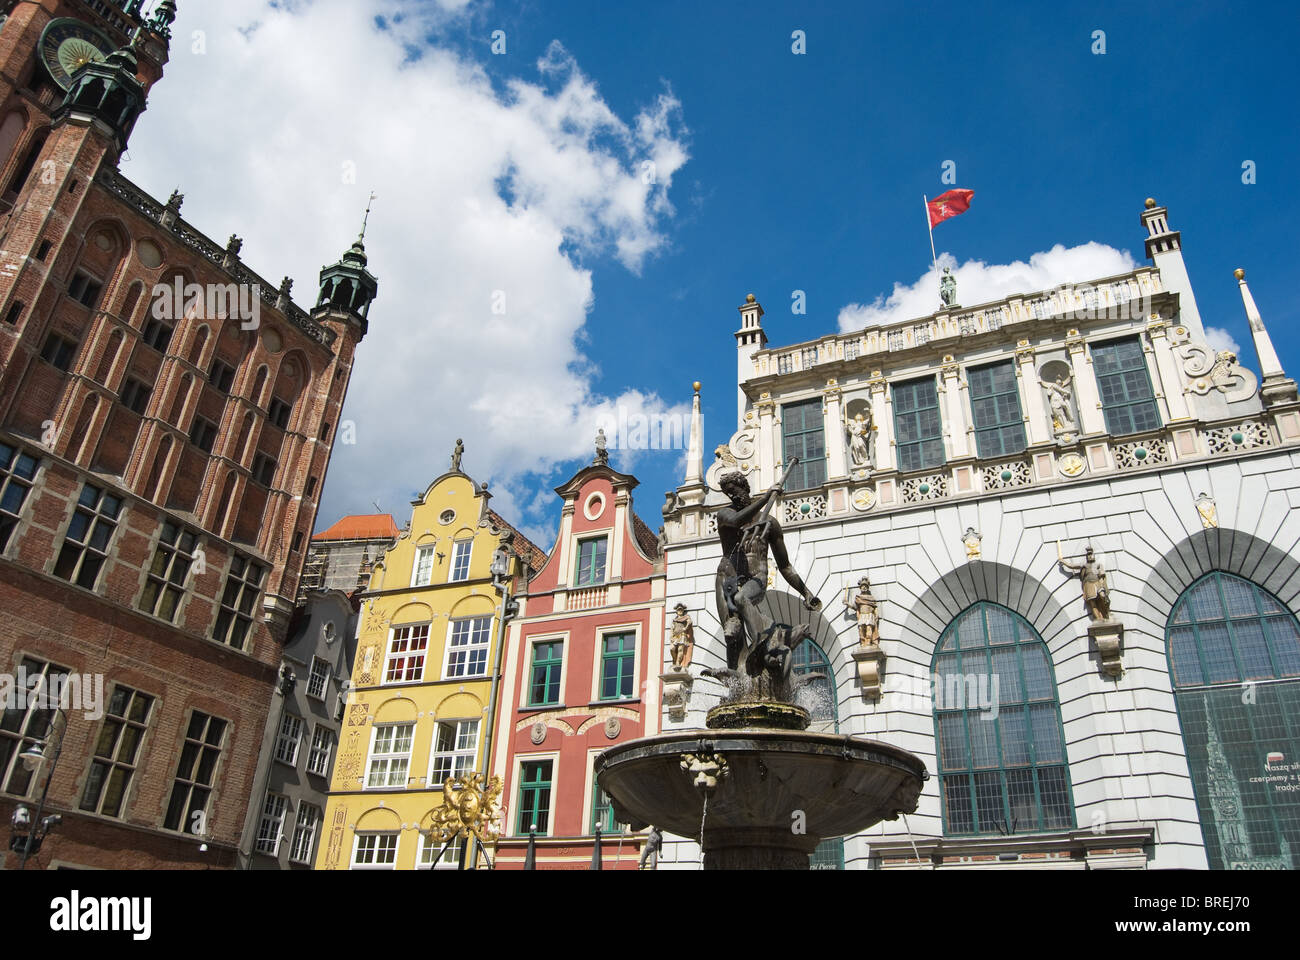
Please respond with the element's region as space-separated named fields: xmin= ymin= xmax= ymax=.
xmin=657 ymin=199 xmax=1300 ymax=870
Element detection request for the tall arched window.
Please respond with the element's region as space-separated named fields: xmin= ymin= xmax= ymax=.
xmin=792 ymin=636 xmax=845 ymax=868
xmin=933 ymin=603 xmax=1074 ymax=836
xmin=1167 ymin=572 xmax=1300 ymax=869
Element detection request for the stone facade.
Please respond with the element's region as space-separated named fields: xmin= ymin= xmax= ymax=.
xmin=656 ymin=198 xmax=1300 ymax=870
xmin=237 ymin=589 xmax=359 ymax=869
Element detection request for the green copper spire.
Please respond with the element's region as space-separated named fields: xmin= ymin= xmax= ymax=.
xmin=315 ymin=194 xmax=379 ymax=336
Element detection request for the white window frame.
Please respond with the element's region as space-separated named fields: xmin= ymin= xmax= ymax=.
xmin=526 ymin=634 xmax=569 ymax=708
xmin=412 ymin=544 xmax=436 ymax=587
xmin=274 ymin=714 xmax=303 ymax=767
xmin=590 ymin=622 xmax=642 ymax=704
xmin=289 ymin=802 xmax=321 ymax=865
xmin=366 ymin=722 xmax=414 ymax=789
xmin=448 ymin=539 xmax=473 ymax=582
xmin=573 ymin=535 xmax=608 ymax=587
xmin=442 ymin=616 xmax=492 ymax=679
xmin=418 ymin=830 xmax=465 ymax=870
xmin=307 ymin=725 xmax=336 ymax=777
xmin=306 ymin=656 xmax=331 ymax=700
xmin=512 ymin=751 xmax=560 ymax=837
xmin=351 ymin=831 xmax=399 ymax=870
xmin=384 ymin=622 xmax=430 ymax=684
xmin=255 ymin=792 xmax=288 ymax=856
xmin=427 ymin=718 xmax=480 ymax=787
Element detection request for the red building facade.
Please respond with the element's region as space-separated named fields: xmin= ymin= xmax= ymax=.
xmin=490 ymin=461 xmax=663 ymax=868
xmin=0 ymin=1 xmax=376 ymax=869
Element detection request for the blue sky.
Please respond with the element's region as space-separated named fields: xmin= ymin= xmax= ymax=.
xmin=128 ymin=0 xmax=1299 ymax=549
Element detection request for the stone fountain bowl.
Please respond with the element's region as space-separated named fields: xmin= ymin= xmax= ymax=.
xmin=596 ymin=728 xmax=927 ymax=869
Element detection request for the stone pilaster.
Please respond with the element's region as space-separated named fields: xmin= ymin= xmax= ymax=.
xmin=1066 ymin=329 xmax=1106 ymax=435
xmin=940 ymin=355 xmax=969 ymax=459
xmin=1146 ymin=315 xmax=1191 ymax=421
xmin=1016 ymin=340 xmax=1052 ymax=446
xmin=868 ymin=370 xmax=895 ymax=473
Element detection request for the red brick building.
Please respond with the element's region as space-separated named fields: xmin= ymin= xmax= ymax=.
xmin=0 ymin=0 xmax=377 ymax=869
xmin=490 ymin=458 xmax=664 ymax=869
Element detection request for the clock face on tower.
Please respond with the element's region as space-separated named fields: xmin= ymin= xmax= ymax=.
xmin=38 ymin=18 xmax=116 ymax=90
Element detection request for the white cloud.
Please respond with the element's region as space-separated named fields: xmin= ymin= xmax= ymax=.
xmin=837 ymin=242 xmax=1139 ymax=332
xmin=1204 ymin=326 xmax=1242 ymax=355
xmin=124 ymin=0 xmax=688 ymax=532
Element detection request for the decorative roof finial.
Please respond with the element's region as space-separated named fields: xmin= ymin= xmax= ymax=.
xmin=359 ymin=191 xmax=377 ymax=244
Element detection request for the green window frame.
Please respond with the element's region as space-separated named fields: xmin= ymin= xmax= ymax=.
xmin=516 ymin=760 xmax=553 ymax=835
xmin=590 ymin=772 xmax=624 ymax=834
xmin=574 ymin=537 xmax=607 ymax=586
xmin=599 ymin=631 xmax=636 ymax=701
xmin=781 ymin=399 xmax=826 ymax=491
xmin=529 ymin=640 xmax=564 ymax=707
xmin=791 ymin=637 xmax=837 ymax=728
xmin=892 ymin=377 xmax=945 ymax=472
xmin=968 ymin=361 xmax=1026 ymax=458
xmin=1166 ymin=572 xmax=1300 ymax=869
xmin=933 ymin=603 xmax=1075 ymax=837
xmin=1091 ymin=337 xmax=1161 ymax=436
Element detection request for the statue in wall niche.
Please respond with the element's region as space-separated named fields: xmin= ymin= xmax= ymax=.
xmin=1058 ymin=542 xmax=1112 ymax=622
xmin=1043 ymin=375 xmax=1076 ymax=433
xmin=669 ymin=603 xmax=695 ymax=670
xmin=940 ymin=266 xmax=957 ymax=307
xmin=843 ymin=575 xmax=880 ymax=646
xmin=594 ymin=427 xmax=609 ymax=466
xmin=846 ymin=412 xmax=873 ymax=470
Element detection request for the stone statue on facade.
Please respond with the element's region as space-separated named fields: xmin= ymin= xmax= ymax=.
xmin=712 ymin=463 xmax=821 ymax=693
xmin=450 ymin=438 xmax=464 ymax=472
xmin=846 ymin=412 xmax=872 ymax=470
xmin=1043 ymin=375 xmax=1076 ymax=433
xmin=1059 ymin=543 xmax=1111 ymax=622
xmin=661 ymin=490 xmax=681 ymax=520
xmin=844 ymin=575 xmax=879 ymax=646
xmin=669 ymin=603 xmax=695 ymax=670
xmin=940 ymin=266 xmax=957 ymax=307
xmin=594 ymin=427 xmax=609 ymax=466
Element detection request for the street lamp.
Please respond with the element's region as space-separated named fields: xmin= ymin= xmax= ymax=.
xmin=9 ymin=709 xmax=66 ymax=869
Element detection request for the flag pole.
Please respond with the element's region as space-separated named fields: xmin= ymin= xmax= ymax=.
xmin=924 ymin=194 xmax=939 ymax=295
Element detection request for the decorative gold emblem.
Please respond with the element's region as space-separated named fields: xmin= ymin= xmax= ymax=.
xmin=428 ymin=773 xmax=503 ymax=847
xmin=962 ymin=527 xmax=983 ymax=559
xmin=1058 ymin=453 xmax=1086 ymax=478
xmin=851 ymin=487 xmax=877 ymax=512
xmin=1195 ymin=492 xmax=1219 ymax=529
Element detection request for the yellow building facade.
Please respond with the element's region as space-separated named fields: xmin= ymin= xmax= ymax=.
xmin=316 ymin=468 xmax=543 ymax=870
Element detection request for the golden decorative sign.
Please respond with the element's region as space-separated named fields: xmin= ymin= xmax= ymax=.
xmin=428 ymin=773 xmax=503 ymax=846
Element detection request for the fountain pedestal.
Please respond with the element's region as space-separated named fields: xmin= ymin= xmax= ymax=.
xmin=596 ymin=728 xmax=926 ymax=870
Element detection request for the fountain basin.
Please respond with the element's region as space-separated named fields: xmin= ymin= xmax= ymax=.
xmin=596 ymin=728 xmax=927 ymax=869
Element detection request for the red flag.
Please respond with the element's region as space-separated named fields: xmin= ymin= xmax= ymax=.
xmin=927 ymin=188 xmax=974 ymax=228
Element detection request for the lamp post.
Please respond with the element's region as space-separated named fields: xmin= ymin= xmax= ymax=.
xmin=11 ymin=707 xmax=67 ymax=870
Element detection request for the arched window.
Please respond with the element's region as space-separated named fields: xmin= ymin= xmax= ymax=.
xmin=1167 ymin=572 xmax=1300 ymax=869
xmin=933 ymin=603 xmax=1074 ymax=836
xmin=792 ymin=636 xmax=845 ymax=868
xmin=792 ymin=637 xmax=836 ymax=728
